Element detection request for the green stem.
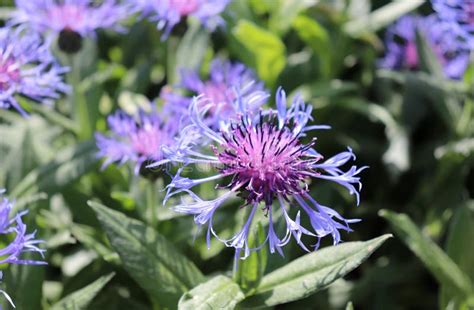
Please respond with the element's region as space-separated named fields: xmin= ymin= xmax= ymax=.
xmin=146 ymin=180 xmax=158 ymax=228
xmin=68 ymin=55 xmax=91 ymax=140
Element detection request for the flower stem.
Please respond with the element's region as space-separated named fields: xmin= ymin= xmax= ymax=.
xmin=68 ymin=55 xmax=91 ymax=140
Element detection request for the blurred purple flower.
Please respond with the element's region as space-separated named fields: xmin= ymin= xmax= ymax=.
xmin=161 ymin=59 xmax=267 ymax=129
xmin=0 ymin=190 xmax=46 ymax=266
xmin=130 ymin=0 xmax=231 ymax=39
xmin=379 ymin=14 xmax=470 ymax=79
xmin=95 ymin=107 xmax=180 ymax=175
xmin=432 ymin=0 xmax=474 ymax=48
xmin=0 ymin=190 xmax=46 ymax=307
xmin=12 ymin=0 xmax=130 ymax=37
xmin=0 ymin=26 xmax=69 ymax=115
xmin=152 ymin=88 xmax=367 ymax=260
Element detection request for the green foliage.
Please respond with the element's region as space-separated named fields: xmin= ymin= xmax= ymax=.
xmin=51 ymin=273 xmax=115 ymax=310
xmin=233 ymin=20 xmax=286 ymax=87
xmin=178 ymin=276 xmax=245 ymax=310
xmin=90 ymin=201 xmax=205 ymax=307
xmin=241 ymin=235 xmax=391 ymax=308
xmin=380 ymin=210 xmax=474 ymax=304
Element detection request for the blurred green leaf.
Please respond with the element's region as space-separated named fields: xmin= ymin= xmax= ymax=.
xmin=176 ymin=22 xmax=210 ymax=72
xmin=241 ymin=234 xmax=392 ymax=308
xmin=178 ymin=276 xmax=245 ymax=310
xmin=71 ymin=224 xmax=121 ymax=265
xmin=233 ymin=20 xmax=286 ymax=87
xmin=380 ymin=210 xmax=473 ymax=299
xmin=415 ymin=30 xmax=444 ymax=78
xmin=269 ymin=0 xmax=317 ymax=35
xmin=11 ymin=141 xmax=98 ymax=199
xmin=51 ymin=273 xmax=115 ymax=310
xmin=235 ymin=222 xmax=268 ymax=294
xmin=344 ymin=0 xmax=424 ymax=37
xmin=345 ymin=301 xmax=354 ymax=310
xmin=441 ymin=202 xmax=474 ymax=308
xmin=292 ymin=15 xmax=331 ymax=77
xmin=89 ymin=201 xmax=205 ymax=307
xmin=5 ymin=263 xmax=45 ymax=310
xmin=333 ymin=98 xmax=410 ymax=173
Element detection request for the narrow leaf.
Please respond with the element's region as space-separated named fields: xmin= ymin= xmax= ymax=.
xmin=176 ymin=22 xmax=210 ymax=72
xmin=89 ymin=201 xmax=205 ymax=307
xmin=380 ymin=210 xmax=473 ymax=298
xmin=51 ymin=273 xmax=115 ymax=310
xmin=11 ymin=141 xmax=98 ymax=199
xmin=178 ymin=276 xmax=245 ymax=310
xmin=241 ymin=234 xmax=392 ymax=307
xmin=415 ymin=30 xmax=444 ymax=78
xmin=441 ymin=202 xmax=474 ymax=308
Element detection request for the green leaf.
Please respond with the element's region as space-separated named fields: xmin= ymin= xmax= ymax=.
xmin=269 ymin=0 xmax=317 ymax=35
xmin=10 ymin=141 xmax=98 ymax=199
xmin=292 ymin=15 xmax=331 ymax=77
xmin=176 ymin=22 xmax=210 ymax=72
xmin=51 ymin=273 xmax=115 ymax=310
xmin=241 ymin=234 xmax=392 ymax=308
xmin=5 ymin=263 xmax=45 ymax=310
xmin=234 ymin=222 xmax=268 ymax=294
xmin=415 ymin=30 xmax=444 ymax=78
xmin=441 ymin=202 xmax=474 ymax=308
xmin=233 ymin=20 xmax=286 ymax=87
xmin=178 ymin=276 xmax=245 ymax=310
xmin=380 ymin=210 xmax=473 ymax=298
xmin=89 ymin=201 xmax=205 ymax=307
xmin=344 ymin=0 xmax=424 ymax=37
xmin=345 ymin=301 xmax=354 ymax=310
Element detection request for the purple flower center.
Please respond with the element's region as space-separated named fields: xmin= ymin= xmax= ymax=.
xmin=0 ymin=53 xmax=20 ymax=91
xmin=170 ymin=0 xmax=199 ymax=16
xmin=129 ymin=123 xmax=165 ymax=158
xmin=202 ymin=82 xmax=236 ymax=114
xmin=215 ymin=116 xmax=319 ymax=206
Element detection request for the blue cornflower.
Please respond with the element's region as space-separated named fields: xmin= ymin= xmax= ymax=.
xmin=0 ymin=190 xmax=46 ymax=307
xmin=95 ymin=107 xmax=181 ymax=175
xmin=432 ymin=0 xmax=474 ymax=48
xmin=161 ymin=59 xmax=267 ymax=129
xmin=129 ymin=0 xmax=231 ymax=39
xmin=152 ymin=88 xmax=367 ymax=260
xmin=12 ymin=0 xmax=130 ymax=38
xmin=379 ymin=14 xmax=470 ymax=79
xmin=0 ymin=26 xmax=69 ymax=115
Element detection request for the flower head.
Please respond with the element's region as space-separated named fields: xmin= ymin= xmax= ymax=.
xmin=155 ymin=88 xmax=367 ymax=259
xmin=0 ymin=26 xmax=69 ymax=115
xmin=432 ymin=0 xmax=474 ymax=48
xmin=161 ymin=59 xmax=267 ymax=129
xmin=12 ymin=0 xmax=129 ymax=37
xmin=96 ymin=107 xmax=180 ymax=175
xmin=0 ymin=190 xmax=46 ymax=307
xmin=379 ymin=14 xmax=470 ymax=79
xmin=0 ymin=190 xmax=46 ymax=266
xmin=131 ymin=0 xmax=231 ymax=39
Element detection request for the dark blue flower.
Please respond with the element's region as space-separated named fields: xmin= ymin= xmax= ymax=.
xmin=152 ymin=88 xmax=367 ymax=260
xmin=129 ymin=0 xmax=231 ymax=39
xmin=0 ymin=26 xmax=69 ymax=115
xmin=161 ymin=59 xmax=267 ymax=129
xmin=12 ymin=0 xmax=130 ymax=37
xmin=379 ymin=14 xmax=470 ymax=79
xmin=96 ymin=107 xmax=181 ymax=175
xmin=432 ymin=0 xmax=474 ymax=48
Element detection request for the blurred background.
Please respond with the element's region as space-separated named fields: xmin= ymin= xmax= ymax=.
xmin=0 ymin=0 xmax=473 ymax=309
